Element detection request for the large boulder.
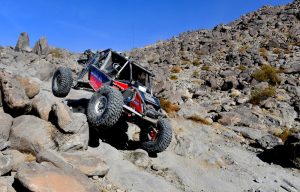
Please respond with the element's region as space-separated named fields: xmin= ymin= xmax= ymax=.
xmin=38 ymin=148 xmax=108 ymax=178
xmin=0 ymin=153 xmax=12 ymax=176
xmin=15 ymin=76 xmax=40 ymax=99
xmin=9 ymin=115 xmax=57 ymax=155
xmin=0 ymin=111 xmax=13 ymax=140
xmin=1 ymin=74 xmax=32 ymax=115
xmin=53 ymin=113 xmax=89 ymax=152
xmin=15 ymin=161 xmax=98 ymax=192
xmin=15 ymin=32 xmax=31 ymax=52
xmin=9 ymin=150 xmax=27 ymax=172
xmin=51 ymin=102 xmax=73 ymax=132
xmin=61 ymin=151 xmax=109 ymax=176
xmin=256 ymin=134 xmax=283 ymax=150
xmin=32 ymin=37 xmax=50 ymax=55
xmin=0 ymin=177 xmax=15 ymax=192
xmin=32 ymin=92 xmax=57 ymax=121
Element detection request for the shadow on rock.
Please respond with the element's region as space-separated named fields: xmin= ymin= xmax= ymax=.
xmin=12 ymin=179 xmax=31 ymax=192
xmin=65 ymin=98 xmax=90 ymax=114
xmin=88 ymin=119 xmax=140 ymax=151
xmin=257 ymin=145 xmax=295 ymax=168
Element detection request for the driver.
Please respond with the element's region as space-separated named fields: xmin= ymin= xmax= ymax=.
xmin=137 ymin=72 xmax=146 ymax=85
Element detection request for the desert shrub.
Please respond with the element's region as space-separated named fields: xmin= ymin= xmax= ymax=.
xmin=192 ymin=59 xmax=201 ymax=66
xmin=25 ymin=153 xmax=37 ymax=162
xmin=284 ymin=47 xmax=293 ymax=54
xmin=186 ymin=115 xmax=211 ymax=125
xmin=272 ymin=48 xmax=283 ymax=54
xmin=293 ymin=41 xmax=300 ymax=46
xmin=50 ymin=48 xmax=64 ymax=58
xmin=192 ymin=70 xmax=199 ymax=77
xmin=249 ymin=86 xmax=276 ymax=105
xmin=278 ymin=128 xmax=291 ymax=142
xmin=201 ymin=66 xmax=210 ymax=71
xmin=259 ymin=47 xmax=268 ymax=59
xmin=272 ymin=128 xmax=299 ymax=143
xmin=170 ymin=75 xmax=178 ymax=80
xmin=236 ymin=65 xmax=247 ymax=71
xmin=170 ymin=66 xmax=182 ymax=73
xmin=159 ymin=98 xmax=180 ymax=113
xmin=251 ymin=64 xmax=281 ymax=85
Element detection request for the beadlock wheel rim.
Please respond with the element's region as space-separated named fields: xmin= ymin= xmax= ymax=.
xmin=53 ymin=73 xmax=61 ymax=90
xmin=94 ymin=96 xmax=108 ymax=115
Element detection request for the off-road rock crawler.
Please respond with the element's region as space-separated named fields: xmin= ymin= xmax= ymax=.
xmin=51 ymin=49 xmax=172 ymax=153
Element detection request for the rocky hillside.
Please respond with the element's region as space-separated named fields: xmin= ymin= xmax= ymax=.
xmin=0 ymin=1 xmax=299 ymax=192
xmin=129 ymin=0 xmax=300 ymax=140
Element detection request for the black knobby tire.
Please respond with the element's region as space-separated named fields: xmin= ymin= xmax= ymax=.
xmin=140 ymin=118 xmax=172 ymax=153
xmin=52 ymin=67 xmax=73 ymax=97
xmin=87 ymin=86 xmax=124 ymax=128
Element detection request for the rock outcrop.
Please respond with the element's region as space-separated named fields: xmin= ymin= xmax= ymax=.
xmin=14 ymin=32 xmax=30 ymax=52
xmin=9 ymin=115 xmax=56 ymax=155
xmin=32 ymin=37 xmax=50 ymax=55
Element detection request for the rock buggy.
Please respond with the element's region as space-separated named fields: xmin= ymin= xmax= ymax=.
xmin=51 ymin=49 xmax=172 ymax=153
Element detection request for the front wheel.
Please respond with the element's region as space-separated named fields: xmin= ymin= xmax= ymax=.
xmin=140 ymin=118 xmax=172 ymax=153
xmin=52 ymin=67 xmax=73 ymax=97
xmin=87 ymin=86 xmax=124 ymax=128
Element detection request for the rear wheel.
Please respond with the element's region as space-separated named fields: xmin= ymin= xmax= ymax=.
xmin=87 ymin=86 xmax=124 ymax=128
xmin=140 ymin=118 xmax=172 ymax=153
xmin=52 ymin=67 xmax=73 ymax=97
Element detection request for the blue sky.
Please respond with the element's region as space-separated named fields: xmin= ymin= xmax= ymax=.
xmin=0 ymin=0 xmax=292 ymax=52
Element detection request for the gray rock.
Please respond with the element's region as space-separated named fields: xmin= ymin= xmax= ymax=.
xmin=51 ymin=102 xmax=73 ymax=132
xmin=173 ymin=133 xmax=209 ymax=158
xmin=1 ymin=73 xmax=32 ymax=114
xmin=0 ymin=140 xmax=10 ymax=151
xmin=0 ymin=176 xmax=15 ymax=192
xmin=256 ymin=134 xmax=283 ymax=149
xmin=53 ymin=113 xmax=89 ymax=152
xmin=0 ymin=111 xmax=13 ymax=141
xmin=0 ymin=153 xmax=12 ymax=176
xmin=31 ymin=91 xmax=58 ymax=121
xmin=10 ymin=115 xmax=57 ymax=155
xmin=284 ymin=62 xmax=300 ymax=74
xmin=218 ymin=112 xmax=241 ymax=126
xmin=278 ymin=102 xmax=298 ymax=128
xmin=32 ymin=37 xmax=50 ymax=55
xmin=124 ymin=149 xmax=150 ymax=168
xmin=15 ymin=161 xmax=98 ymax=192
xmin=15 ymin=75 xmax=40 ymax=99
xmin=228 ymin=126 xmax=265 ymax=141
xmin=10 ymin=150 xmax=27 ymax=172
xmin=15 ymin=32 xmax=31 ymax=52
xmin=36 ymin=150 xmax=73 ymax=170
xmin=61 ymin=150 xmax=109 ymax=176
xmin=177 ymin=101 xmax=211 ymax=120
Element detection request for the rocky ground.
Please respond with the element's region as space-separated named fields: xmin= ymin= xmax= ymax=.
xmin=0 ymin=0 xmax=299 ymax=192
